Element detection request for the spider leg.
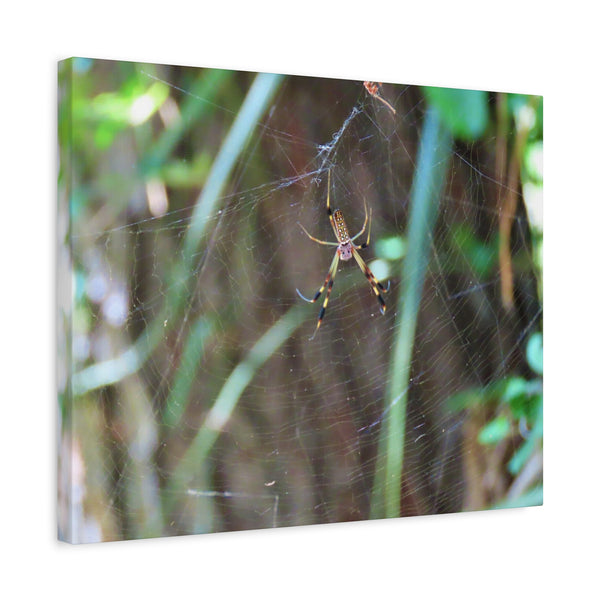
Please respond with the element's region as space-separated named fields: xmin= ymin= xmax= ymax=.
xmin=297 ymin=171 xmax=340 ymax=248
xmin=296 ymin=250 xmax=340 ymax=339
xmin=350 ymin=196 xmax=369 ymax=242
xmin=310 ymin=253 xmax=340 ymax=339
xmin=296 ymin=250 xmax=339 ymax=303
xmin=351 ymin=248 xmax=390 ymax=314
xmin=325 ymin=169 xmax=339 ymax=239
xmin=297 ymin=222 xmax=338 ymax=246
xmin=352 ymin=201 xmax=372 ymax=249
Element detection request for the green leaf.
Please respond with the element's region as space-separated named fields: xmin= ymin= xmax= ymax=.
xmin=470 ymin=243 xmax=496 ymax=278
xmin=507 ymin=93 xmax=530 ymax=115
xmin=446 ymin=380 xmax=506 ymax=412
xmin=93 ymin=120 xmax=119 ymax=149
xmin=508 ymin=401 xmax=543 ymax=474
xmin=375 ymin=235 xmax=406 ymax=260
xmin=446 ymin=388 xmax=483 ymax=411
xmin=161 ymin=152 xmax=213 ymax=187
xmin=524 ymin=140 xmax=543 ymax=183
xmin=477 ymin=415 xmax=511 ymax=446
xmin=502 ymin=376 xmax=528 ymax=402
xmin=508 ymin=93 xmax=543 ymax=140
xmin=423 ymin=87 xmax=489 ymax=141
xmin=449 ymin=223 xmax=497 ymax=278
xmin=526 ymin=332 xmax=543 ymax=375
xmin=501 ymin=376 xmax=542 ymax=421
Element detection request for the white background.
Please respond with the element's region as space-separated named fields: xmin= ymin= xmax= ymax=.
xmin=2 ymin=1 xmax=598 ymax=597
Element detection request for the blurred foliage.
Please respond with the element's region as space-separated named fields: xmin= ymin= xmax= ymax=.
xmin=447 ymin=330 xmax=543 ymax=503
xmin=423 ymin=87 xmax=489 ymax=141
xmin=375 ymin=235 xmax=407 ymax=261
xmin=449 ymin=223 xmax=498 ymax=278
xmin=431 ymin=85 xmax=543 ymax=509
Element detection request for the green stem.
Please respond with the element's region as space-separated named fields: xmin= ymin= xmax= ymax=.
xmin=372 ymin=107 xmax=452 ymax=519
xmin=164 ymin=304 xmax=306 ymax=515
xmin=182 ymin=72 xmax=283 ymax=270
xmin=162 ymin=318 xmax=215 ymax=429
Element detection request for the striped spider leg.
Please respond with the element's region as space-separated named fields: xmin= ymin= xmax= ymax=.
xmin=296 ymin=171 xmax=390 ymax=339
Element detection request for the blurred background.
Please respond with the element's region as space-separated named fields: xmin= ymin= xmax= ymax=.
xmin=58 ymin=58 xmax=543 ymax=543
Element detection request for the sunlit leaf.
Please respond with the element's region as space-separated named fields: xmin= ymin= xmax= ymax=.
xmin=508 ymin=93 xmax=543 ymax=140
xmin=524 ymin=140 xmax=543 ymax=183
xmin=128 ymin=81 xmax=169 ymax=125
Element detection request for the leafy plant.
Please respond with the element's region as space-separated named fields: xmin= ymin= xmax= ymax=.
xmin=447 ymin=331 xmax=543 ymax=507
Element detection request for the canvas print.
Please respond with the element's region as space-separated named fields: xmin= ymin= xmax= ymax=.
xmin=58 ymin=58 xmax=543 ymax=543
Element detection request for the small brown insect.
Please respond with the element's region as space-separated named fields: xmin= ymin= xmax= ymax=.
xmin=364 ymin=81 xmax=396 ymax=115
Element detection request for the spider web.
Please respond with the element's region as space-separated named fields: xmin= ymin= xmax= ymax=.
xmin=58 ymin=59 xmax=542 ymax=542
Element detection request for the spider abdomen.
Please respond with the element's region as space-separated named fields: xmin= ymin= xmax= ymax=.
xmin=332 ymin=209 xmax=350 ymax=243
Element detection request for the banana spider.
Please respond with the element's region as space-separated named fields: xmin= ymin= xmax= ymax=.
xmin=296 ymin=171 xmax=390 ymax=338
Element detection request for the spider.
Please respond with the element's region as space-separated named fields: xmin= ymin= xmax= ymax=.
xmin=296 ymin=170 xmax=390 ymax=338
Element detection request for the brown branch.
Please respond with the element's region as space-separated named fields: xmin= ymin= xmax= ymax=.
xmin=498 ymin=95 xmax=539 ymax=310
